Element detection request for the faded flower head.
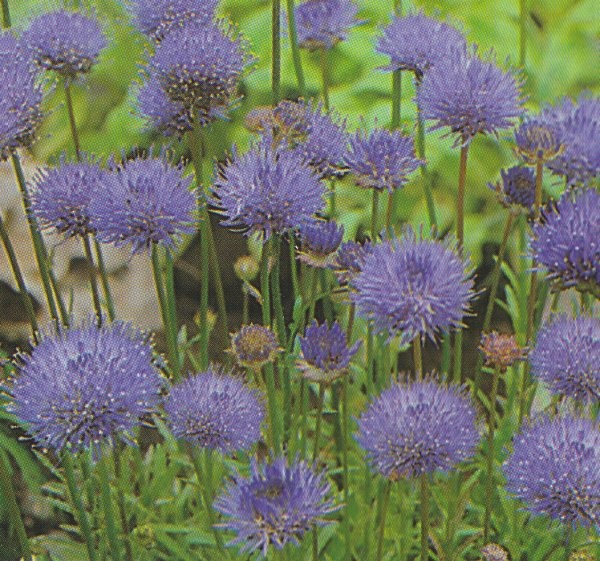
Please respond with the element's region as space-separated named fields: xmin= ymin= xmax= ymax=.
xmin=330 ymin=239 xmax=373 ymax=285
xmin=297 ymin=320 xmax=360 ymax=384
xmin=488 ymin=166 xmax=535 ymax=211
xmin=479 ymin=332 xmax=527 ymax=372
xmin=481 ymin=544 xmax=509 ymax=561
xmin=514 ymin=117 xmax=563 ymax=165
xmin=568 ymin=551 xmax=595 ymax=561
xmin=345 ymin=128 xmax=423 ymax=192
xmin=351 ymin=229 xmax=475 ymax=343
xmin=215 ymin=457 xmax=338 ymax=556
xmin=356 ymin=378 xmax=479 ymax=479
xmin=504 ymin=415 xmax=600 ymax=527
xmin=295 ymin=0 xmax=360 ymax=50
xmin=530 ymin=315 xmax=599 ymax=404
xmin=90 ymin=154 xmax=195 ymax=253
xmin=230 ymin=324 xmax=279 ymax=370
xmin=298 ymin=220 xmax=344 ymax=267
xmin=22 ymin=10 xmax=106 ymax=77
xmin=376 ymin=12 xmax=466 ymax=78
xmin=164 ymin=366 xmax=264 ymax=453
xmin=11 ymin=322 xmax=163 ymax=456
xmin=530 ymin=188 xmax=600 ymax=296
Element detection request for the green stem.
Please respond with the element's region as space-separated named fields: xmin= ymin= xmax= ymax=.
xmin=413 ymin=336 xmax=422 ymax=380
xmin=98 ymin=455 xmax=123 ymax=561
xmin=93 ymin=238 xmax=115 ymax=321
xmin=420 ymin=473 xmax=430 ymax=561
xmin=312 ymin=384 xmax=326 ymax=462
xmin=519 ymin=0 xmax=528 ymax=68
xmin=81 ymin=234 xmax=103 ymax=325
xmin=64 ymin=80 xmax=81 ymax=160
xmin=371 ymin=189 xmax=380 ymax=241
xmin=1 ymin=0 xmax=10 ymax=28
xmin=452 ymin=330 xmax=463 ymax=385
xmin=376 ymin=480 xmax=392 ymax=561
xmin=300 ymin=379 xmax=309 ymax=458
xmin=289 ymin=233 xmax=300 ymax=302
xmin=286 ymin=0 xmax=306 ymax=96
xmin=342 ymin=376 xmax=351 ymax=561
xmin=113 ymin=452 xmax=134 ymax=561
xmin=320 ymin=47 xmax=330 ymax=109
xmin=385 ymin=190 xmax=394 ymax=234
xmin=261 ymin=238 xmax=272 ymax=327
xmin=271 ymin=236 xmax=287 ymax=347
xmin=391 ymin=70 xmax=402 ymax=129
xmin=483 ymin=366 xmax=501 ymax=542
xmin=417 ymin=108 xmax=437 ymax=231
xmin=272 ymin=0 xmax=281 ymax=105
xmin=366 ymin=324 xmax=375 ymax=395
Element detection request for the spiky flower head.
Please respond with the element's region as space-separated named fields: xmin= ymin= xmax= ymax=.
xmin=376 ymin=12 xmax=467 ymax=79
xmin=297 ymin=320 xmax=360 ymax=384
xmin=530 ymin=316 xmax=599 ymax=404
xmin=164 ymin=366 xmax=264 ymax=453
xmin=22 ymin=10 xmax=106 ymax=77
xmin=0 ymin=33 xmax=43 ymax=160
xmin=530 ymin=188 xmax=600 ymax=297
xmin=214 ymin=457 xmax=338 ymax=556
xmin=10 ymin=322 xmax=163 ymax=456
xmin=351 ymin=229 xmax=475 ymax=343
xmin=344 ymin=128 xmax=423 ymax=192
xmin=514 ymin=117 xmax=563 ymax=165
xmin=481 ymin=544 xmax=509 ymax=561
xmin=230 ymin=325 xmax=279 ymax=371
xmin=417 ymin=48 xmax=523 ymax=146
xmin=356 ymin=378 xmax=479 ymax=479
xmin=479 ymin=332 xmax=527 ymax=373
xmin=298 ymin=220 xmax=344 ymax=268
xmin=30 ymin=156 xmax=107 ymax=238
xmin=295 ymin=0 xmax=360 ymax=51
xmin=488 ymin=166 xmax=535 ymax=211
xmin=504 ymin=415 xmax=600 ymax=527
xmin=212 ymin=137 xmax=326 ymax=240
xmin=90 ymin=154 xmax=195 ymax=253
xmin=330 ymin=239 xmax=373 ymax=285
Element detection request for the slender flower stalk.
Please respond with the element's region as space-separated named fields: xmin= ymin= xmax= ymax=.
xmin=313 ymin=384 xmax=326 ymax=461
xmin=272 ymin=0 xmax=281 ymax=104
xmin=375 ymin=480 xmax=392 ymax=561
xmin=81 ymin=233 xmax=103 ymax=325
xmin=320 ymin=47 xmax=330 ymax=109
xmin=483 ymin=365 xmax=501 ymax=541
xmin=98 ymin=455 xmax=123 ymax=561
xmin=519 ymin=0 xmax=528 ymax=67
xmin=342 ymin=375 xmax=351 ymax=560
xmin=420 ymin=473 xmax=430 ymax=561
xmin=286 ymin=0 xmax=306 ymax=96
xmin=1 ymin=0 xmax=10 ymax=27
xmin=413 ymin=336 xmax=423 ymax=380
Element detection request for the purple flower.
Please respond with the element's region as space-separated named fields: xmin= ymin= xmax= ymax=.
xmin=504 ymin=415 xmax=600 ymax=527
xmin=351 ymin=229 xmax=475 ymax=343
xmin=297 ymin=320 xmax=360 ymax=383
xmin=10 ymin=322 xmax=163 ymax=455
xmin=530 ymin=316 xmax=599 ymax=404
xmin=514 ymin=116 xmax=563 ymax=165
xmin=417 ymin=48 xmax=523 ymax=146
xmin=344 ymin=128 xmax=423 ymax=192
xmin=295 ymin=0 xmax=360 ymax=50
xmin=298 ymin=220 xmax=344 ymax=267
xmin=90 ymin=154 xmax=195 ymax=253
xmin=488 ymin=166 xmax=535 ymax=211
xmin=22 ymin=10 xmax=106 ymax=77
xmin=215 ymin=457 xmax=338 ymax=556
xmin=230 ymin=324 xmax=280 ymax=370
xmin=376 ymin=12 xmax=467 ymax=78
xmin=530 ymin=188 xmax=600 ymax=296
xmin=164 ymin=366 xmax=264 ymax=453
xmin=212 ymin=138 xmax=326 ymax=240
xmin=330 ymin=239 xmax=373 ymax=285
xmin=356 ymin=379 xmax=479 ymax=479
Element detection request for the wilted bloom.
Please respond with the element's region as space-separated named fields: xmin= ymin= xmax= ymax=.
xmin=11 ymin=322 xmax=163 ymax=455
xmin=481 ymin=544 xmax=509 ymax=561
xmin=479 ymin=332 xmax=527 ymax=372
xmin=215 ymin=457 xmax=338 ymax=556
xmin=295 ymin=0 xmax=360 ymax=50
xmin=230 ymin=324 xmax=279 ymax=370
xmin=417 ymin=48 xmax=523 ymax=146
xmin=297 ymin=320 xmax=360 ymax=384
xmin=212 ymin=137 xmax=326 ymax=240
xmin=530 ymin=316 xmax=599 ymax=404
xmin=164 ymin=366 xmax=264 ymax=453
xmin=488 ymin=166 xmax=535 ymax=211
xmin=514 ymin=117 xmax=563 ymax=165
xmin=504 ymin=415 xmax=600 ymax=527
xmin=352 ymin=229 xmax=475 ymax=343
xmin=90 ymin=154 xmax=195 ymax=253
xmin=330 ymin=239 xmax=373 ymax=285
xmin=568 ymin=551 xmax=595 ymax=561
xmin=298 ymin=220 xmax=344 ymax=267
xmin=22 ymin=10 xmax=106 ymax=77
xmin=356 ymin=378 xmax=479 ymax=479
xmin=345 ymin=128 xmax=423 ymax=192
xmin=376 ymin=12 xmax=466 ymax=79
xmin=530 ymin=188 xmax=600 ymax=296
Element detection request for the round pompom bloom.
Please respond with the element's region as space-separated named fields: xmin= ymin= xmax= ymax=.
xmin=356 ymin=378 xmax=479 ymax=479
xmin=530 ymin=316 xmax=599 ymax=403
xmin=295 ymin=0 xmax=360 ymax=50
xmin=10 ymin=322 xmax=163 ymax=455
xmin=504 ymin=415 xmax=600 ymax=527
xmin=479 ymin=332 xmax=527 ymax=373
xmin=22 ymin=10 xmax=106 ymax=77
xmin=376 ymin=12 xmax=467 ymax=78
xmin=212 ymin=137 xmax=326 ymax=240
xmin=90 ymin=155 xmax=195 ymax=253
xmin=0 ymin=33 xmax=43 ymax=160
xmin=530 ymin=188 xmax=600 ymax=296
xmin=351 ymin=230 xmax=475 ymax=343
xmin=164 ymin=367 xmax=264 ymax=453
xmin=128 ymin=0 xmax=218 ymax=41
xmin=488 ymin=166 xmax=535 ymax=211
xmin=230 ymin=324 xmax=280 ymax=370
xmin=214 ymin=457 xmax=339 ymax=556
xmin=344 ymin=128 xmax=423 ymax=192
xmin=417 ymin=48 xmax=523 ymax=146
xmin=330 ymin=239 xmax=373 ymax=285
xmin=298 ymin=220 xmax=344 ymax=267
xmin=514 ymin=117 xmax=564 ymax=165
xmin=30 ymin=157 xmax=107 ymax=237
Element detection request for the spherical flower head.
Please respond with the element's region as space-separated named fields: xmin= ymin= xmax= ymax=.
xmin=530 ymin=316 xmax=599 ymax=404
xmin=164 ymin=366 xmax=264 ymax=453
xmin=90 ymin=154 xmax=195 ymax=253
xmin=10 ymin=322 xmax=163 ymax=456
xmin=30 ymin=157 xmax=106 ymax=237
xmin=356 ymin=378 xmax=479 ymax=479
xmin=330 ymin=239 xmax=373 ymax=285
xmin=214 ymin=457 xmax=338 ymax=556
xmin=298 ymin=220 xmax=344 ymax=268
xmin=530 ymin=188 xmax=600 ymax=296
xmin=351 ymin=230 xmax=475 ymax=343
xmin=503 ymin=415 xmax=600 ymax=527
xmin=514 ymin=117 xmax=564 ymax=165
xmin=488 ymin=166 xmax=535 ymax=211
xmin=234 ymin=255 xmax=260 ymax=282
xmin=481 ymin=544 xmax=509 ymax=561
xmin=295 ymin=0 xmax=359 ymax=50
xmin=212 ymin=137 xmax=326 ymax=240
xmin=297 ymin=320 xmax=360 ymax=384
xmin=345 ymin=128 xmax=423 ymax=192
xmin=230 ymin=325 xmax=279 ymax=370
xmin=417 ymin=48 xmax=523 ymax=146
xmin=22 ymin=10 xmax=106 ymax=77
xmin=479 ymin=332 xmax=527 ymax=373
xmin=128 ymin=0 xmax=219 ymax=41
xmin=376 ymin=12 xmax=467 ymax=78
